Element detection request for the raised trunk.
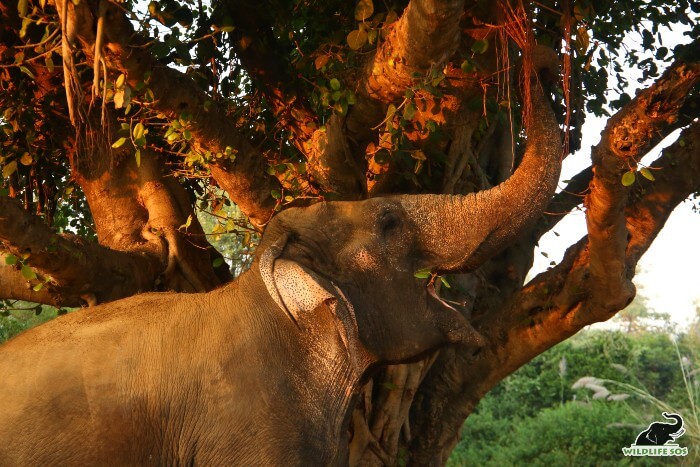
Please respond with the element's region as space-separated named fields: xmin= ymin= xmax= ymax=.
xmin=400 ymin=56 xmax=561 ymax=272
xmin=663 ymin=412 xmax=683 ymax=431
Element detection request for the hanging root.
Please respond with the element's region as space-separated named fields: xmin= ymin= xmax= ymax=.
xmin=92 ymin=0 xmax=108 ymax=124
xmin=60 ymin=0 xmax=84 ymax=126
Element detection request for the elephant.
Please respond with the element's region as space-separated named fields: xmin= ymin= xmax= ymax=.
xmin=634 ymin=412 xmax=685 ymax=446
xmin=0 ymin=55 xmax=561 ymax=465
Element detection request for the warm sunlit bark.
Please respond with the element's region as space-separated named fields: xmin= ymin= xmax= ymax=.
xmin=54 ymin=0 xmax=279 ymax=228
xmin=1 ymin=1 xmax=699 ymax=465
xmin=0 ymin=196 xmax=161 ymax=304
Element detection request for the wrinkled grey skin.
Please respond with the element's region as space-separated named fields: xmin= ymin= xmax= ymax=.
xmin=0 ymin=61 xmax=560 ymax=466
xmin=634 ymin=412 xmax=685 ymax=446
xmin=0 ymin=200 xmax=485 ymax=466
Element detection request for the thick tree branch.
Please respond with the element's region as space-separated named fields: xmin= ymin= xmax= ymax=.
xmin=0 ymin=254 xmax=82 ymax=307
xmin=532 ymin=166 xmax=592 ymax=241
xmin=408 ymin=120 xmax=700 ymax=464
xmin=219 ymin=2 xmax=317 ymax=143
xmin=362 ymin=0 xmax=465 ymax=102
xmin=210 ymin=2 xmax=367 ymax=197
xmin=0 ymin=197 xmax=161 ymax=305
xmin=345 ymin=0 xmax=466 ymax=161
xmin=585 ymin=55 xmax=700 ymax=310
xmin=626 ymin=120 xmax=700 ymax=265
xmin=56 ymin=0 xmax=278 ymax=228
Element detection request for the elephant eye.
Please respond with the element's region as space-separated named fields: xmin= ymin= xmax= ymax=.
xmin=378 ymin=210 xmax=402 ymax=235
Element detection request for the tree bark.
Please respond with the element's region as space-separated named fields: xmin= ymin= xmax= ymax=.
xmin=2 ymin=2 xmax=699 ymax=465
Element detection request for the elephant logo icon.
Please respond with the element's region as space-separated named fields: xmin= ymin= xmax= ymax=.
xmin=635 ymin=412 xmax=685 ymax=446
xmin=622 ymin=412 xmax=688 ymax=457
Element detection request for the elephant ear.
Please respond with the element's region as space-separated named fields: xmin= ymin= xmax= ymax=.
xmin=259 ymin=236 xmax=364 ymax=369
xmin=260 ymin=235 xmax=334 ymax=324
xmin=271 ymin=259 xmax=336 ymax=322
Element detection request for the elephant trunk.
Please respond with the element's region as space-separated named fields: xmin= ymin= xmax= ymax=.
xmin=400 ymin=49 xmax=562 ymax=272
xmin=663 ymin=412 xmax=683 ymax=431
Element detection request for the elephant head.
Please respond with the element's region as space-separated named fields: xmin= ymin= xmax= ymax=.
xmin=635 ymin=412 xmax=685 ymax=446
xmin=258 ymin=51 xmax=562 ymax=366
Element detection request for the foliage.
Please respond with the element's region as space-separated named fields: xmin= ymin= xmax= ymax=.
xmin=450 ymin=328 xmax=699 ymax=465
xmin=2 ymin=0 xmax=697 ymax=227
xmin=478 ymin=330 xmax=685 ymax=420
xmin=449 ymin=401 xmax=642 ymax=467
xmin=194 ymin=195 xmax=259 ymax=277
xmin=574 ymin=336 xmax=700 ymax=464
xmin=0 ymin=302 xmax=63 ymax=343
xmin=1 ymin=0 xmax=699 ymax=463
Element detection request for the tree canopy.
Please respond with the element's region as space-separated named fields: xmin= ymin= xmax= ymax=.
xmin=1 ymin=0 xmax=699 ymax=464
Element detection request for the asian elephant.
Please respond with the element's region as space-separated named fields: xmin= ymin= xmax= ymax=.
xmin=0 ymin=55 xmax=561 ymax=465
xmin=634 ymin=412 xmax=685 ymax=446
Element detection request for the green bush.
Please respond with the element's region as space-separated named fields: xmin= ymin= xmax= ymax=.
xmin=449 ymin=329 xmax=694 ymax=465
xmin=0 ymin=305 xmax=60 ymax=343
xmin=449 ymin=402 xmax=651 ymax=466
xmin=477 ymin=331 xmax=685 ymax=421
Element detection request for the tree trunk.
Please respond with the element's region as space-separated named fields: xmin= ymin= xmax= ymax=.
xmin=2 ymin=1 xmax=699 ymax=465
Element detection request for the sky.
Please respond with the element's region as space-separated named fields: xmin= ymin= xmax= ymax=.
xmin=529 ymin=28 xmax=699 ymax=328
xmin=530 ymin=126 xmax=700 ymax=327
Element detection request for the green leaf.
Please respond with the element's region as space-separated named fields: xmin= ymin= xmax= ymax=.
xmin=271 ymin=189 xmax=281 ymax=199
xmin=355 ymin=0 xmax=374 ymax=21
xmin=4 ymin=254 xmax=17 ymax=265
xmin=115 ymin=73 xmax=126 ymax=89
xmin=402 ymin=102 xmax=417 ymax=120
xmin=21 ymin=264 xmax=36 ymax=280
xmin=19 ymin=65 xmax=34 ymax=79
xmin=17 ymin=0 xmax=28 ymax=17
xmin=347 ymin=29 xmax=367 ymax=50
xmin=461 ymin=59 xmax=475 ymax=73
xmin=183 ymin=129 xmax=192 ymax=141
xmin=471 ymin=39 xmax=489 ymax=54
xmin=440 ymin=276 xmax=451 ymax=289
xmin=33 ymin=282 xmax=44 ymax=292
xmin=330 ymin=78 xmax=341 ymax=91
xmin=621 ymin=171 xmax=636 ymax=187
xmin=134 ymin=149 xmax=141 ymax=167
xmin=133 ymin=122 xmax=145 ymax=140
xmin=574 ymin=26 xmax=590 ymax=55
xmin=640 ymin=167 xmax=655 ymax=181
xmin=113 ymin=89 xmax=125 ymax=109
xmin=45 ymin=55 xmax=54 ymax=73
xmin=385 ymin=104 xmax=397 ymax=121
xmin=414 ymin=268 xmax=432 ymax=279
xmin=111 ymin=137 xmax=127 ymax=149
xmin=2 ymin=160 xmax=18 ymax=178
xmin=212 ymin=257 xmax=225 ymax=268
